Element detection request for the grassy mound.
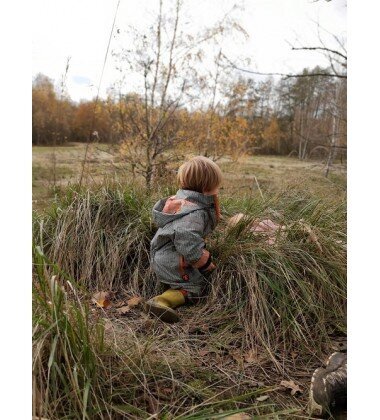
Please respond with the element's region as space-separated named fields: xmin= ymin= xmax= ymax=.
xmin=33 ymin=184 xmax=346 ymax=418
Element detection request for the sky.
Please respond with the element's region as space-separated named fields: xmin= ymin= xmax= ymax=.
xmin=32 ymin=0 xmax=346 ymax=102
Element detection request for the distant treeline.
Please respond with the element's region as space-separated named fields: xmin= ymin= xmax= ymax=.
xmin=32 ymin=69 xmax=346 ymax=160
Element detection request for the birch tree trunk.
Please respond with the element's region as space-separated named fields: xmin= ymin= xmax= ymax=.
xmin=325 ymin=84 xmax=339 ymax=177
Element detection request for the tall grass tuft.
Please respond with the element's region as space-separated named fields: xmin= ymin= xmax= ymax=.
xmin=33 ymin=245 xmax=108 ymax=418
xmin=34 ymin=185 xmax=346 ymax=352
xmin=33 ymin=185 xmax=157 ymax=293
xmin=207 ymin=191 xmax=346 ymax=356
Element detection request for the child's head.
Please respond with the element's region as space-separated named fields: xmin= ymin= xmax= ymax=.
xmin=177 ymin=156 xmax=222 ymax=194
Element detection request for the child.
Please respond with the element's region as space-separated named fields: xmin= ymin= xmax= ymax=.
xmin=145 ymin=156 xmax=222 ymax=323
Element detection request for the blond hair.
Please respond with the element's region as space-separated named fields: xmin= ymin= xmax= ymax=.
xmin=177 ymin=156 xmax=222 ymax=193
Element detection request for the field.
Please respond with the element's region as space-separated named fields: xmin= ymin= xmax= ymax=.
xmin=32 ymin=143 xmax=346 ymax=208
xmin=32 ymin=143 xmax=347 ymax=419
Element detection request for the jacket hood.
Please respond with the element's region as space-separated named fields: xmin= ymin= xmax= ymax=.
xmin=152 ymin=189 xmax=217 ymax=228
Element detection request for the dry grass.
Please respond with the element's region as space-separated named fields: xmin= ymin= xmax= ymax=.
xmin=32 ymin=143 xmax=346 ymax=208
xmin=33 ymin=171 xmax=346 ymax=418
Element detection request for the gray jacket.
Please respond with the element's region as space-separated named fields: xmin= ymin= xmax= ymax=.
xmin=150 ymin=189 xmax=220 ymax=294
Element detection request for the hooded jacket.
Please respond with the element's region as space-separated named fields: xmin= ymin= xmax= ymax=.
xmin=150 ymin=189 xmax=220 ymax=294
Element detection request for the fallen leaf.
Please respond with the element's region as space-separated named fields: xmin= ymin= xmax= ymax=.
xmin=161 ymin=387 xmax=173 ymax=396
xmin=280 ymin=380 xmax=303 ymax=396
xmin=227 ymin=213 xmax=247 ymax=228
xmin=256 ymin=395 xmax=269 ymax=402
xmin=229 ymin=349 xmax=244 ymax=363
xmin=243 ymin=350 xmax=269 ymax=365
xmin=222 ymin=413 xmax=251 ymax=420
xmin=92 ymin=291 xmax=111 ymax=308
xmin=244 ymin=349 xmax=258 ymax=364
xmin=127 ymin=296 xmax=143 ymax=308
xmin=298 ymin=219 xmax=323 ymax=253
xmin=116 ymin=305 xmax=130 ymax=315
xmin=103 ymin=319 xmax=113 ymax=331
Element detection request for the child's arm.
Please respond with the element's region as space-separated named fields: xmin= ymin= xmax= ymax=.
xmin=173 ymin=211 xmax=215 ymax=273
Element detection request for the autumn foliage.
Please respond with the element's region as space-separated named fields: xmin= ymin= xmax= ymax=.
xmin=33 ymin=69 xmax=346 ymax=166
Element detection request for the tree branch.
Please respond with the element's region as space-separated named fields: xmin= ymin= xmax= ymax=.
xmin=291 ymin=46 xmax=347 ymax=61
xmin=227 ymin=63 xmax=346 ymax=79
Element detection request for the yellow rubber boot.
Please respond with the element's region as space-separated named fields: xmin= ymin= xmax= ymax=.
xmin=145 ymin=289 xmax=186 ymax=323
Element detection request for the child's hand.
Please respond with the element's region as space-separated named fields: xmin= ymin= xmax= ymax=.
xmin=200 ymin=261 xmax=216 ymax=275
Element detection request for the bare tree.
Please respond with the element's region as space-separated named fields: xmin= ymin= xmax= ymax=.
xmin=114 ymin=0 xmax=246 ymax=188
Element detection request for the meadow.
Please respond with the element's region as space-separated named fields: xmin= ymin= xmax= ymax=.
xmin=32 ymin=143 xmax=346 ymax=208
xmin=32 ymin=143 xmax=346 ymax=419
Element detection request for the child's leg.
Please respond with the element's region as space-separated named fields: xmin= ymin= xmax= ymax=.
xmin=184 ymin=290 xmax=207 ymax=305
xmin=144 ymin=288 xmax=187 ymax=323
xmin=145 ymin=272 xmax=210 ymax=322
xmin=184 ymin=274 xmax=212 ymax=305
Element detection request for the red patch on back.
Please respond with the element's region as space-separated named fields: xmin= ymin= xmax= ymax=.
xmin=163 ymin=197 xmax=197 ymax=214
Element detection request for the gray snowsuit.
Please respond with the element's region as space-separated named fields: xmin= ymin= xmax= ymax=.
xmin=150 ymin=189 xmax=220 ymax=295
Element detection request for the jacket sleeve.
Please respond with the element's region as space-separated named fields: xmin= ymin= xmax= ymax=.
xmin=173 ymin=210 xmax=210 ymax=266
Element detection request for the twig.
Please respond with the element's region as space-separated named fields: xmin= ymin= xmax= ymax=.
xmin=253 ymin=175 xmax=264 ymax=200
xmin=291 ymin=46 xmax=347 ymax=61
xmin=222 ymin=53 xmax=346 ymax=79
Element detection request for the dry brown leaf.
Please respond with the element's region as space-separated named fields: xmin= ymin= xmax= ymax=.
xmin=229 ymin=349 xmax=244 ymax=363
xmin=256 ymin=395 xmax=269 ymax=402
xmin=116 ymin=305 xmax=131 ymax=315
xmin=92 ymin=291 xmax=111 ymax=308
xmin=103 ymin=319 xmax=113 ymax=331
xmin=290 ymin=351 xmax=299 ymax=359
xmin=244 ymin=349 xmax=258 ymax=364
xmin=222 ymin=413 xmax=251 ymax=420
xmin=280 ymin=380 xmax=303 ymax=396
xmin=244 ymin=349 xmax=269 ymax=365
xmin=227 ymin=213 xmax=247 ymax=228
xmin=160 ymin=387 xmax=173 ymax=397
xmin=298 ymin=219 xmax=323 ymax=253
xmin=127 ymin=296 xmax=143 ymax=308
